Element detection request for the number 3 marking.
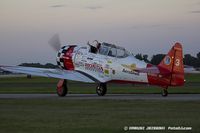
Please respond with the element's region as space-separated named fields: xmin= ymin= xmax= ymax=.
xmin=175 ymin=59 xmax=180 ymax=66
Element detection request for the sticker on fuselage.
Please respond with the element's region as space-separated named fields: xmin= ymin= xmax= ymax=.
xmin=107 ymin=60 xmax=112 ymax=64
xmin=121 ymin=64 xmax=139 ymax=75
xmin=104 ymin=69 xmax=109 ymax=75
xmin=85 ymin=63 xmax=104 ymax=73
xmin=75 ymin=61 xmax=84 ymax=68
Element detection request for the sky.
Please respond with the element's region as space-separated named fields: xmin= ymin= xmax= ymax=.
xmin=0 ymin=0 xmax=200 ymax=65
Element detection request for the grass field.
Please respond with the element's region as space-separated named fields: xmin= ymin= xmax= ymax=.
xmin=0 ymin=74 xmax=200 ymax=94
xmin=0 ymin=74 xmax=200 ymax=133
xmin=0 ymin=99 xmax=200 ymax=133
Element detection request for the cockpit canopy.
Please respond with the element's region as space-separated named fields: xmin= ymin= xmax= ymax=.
xmin=98 ymin=42 xmax=130 ymax=58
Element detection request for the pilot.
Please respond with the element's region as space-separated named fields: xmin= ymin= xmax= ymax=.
xmin=87 ymin=40 xmax=101 ymax=54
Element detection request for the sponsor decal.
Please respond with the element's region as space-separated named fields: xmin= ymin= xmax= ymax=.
xmin=107 ymin=60 xmax=112 ymax=64
xmin=75 ymin=52 xmax=83 ymax=59
xmin=81 ymin=59 xmax=87 ymax=62
xmin=164 ymin=56 xmax=171 ymax=65
xmin=75 ymin=61 xmax=84 ymax=68
xmin=122 ymin=64 xmax=137 ymax=70
xmin=77 ymin=51 xmax=83 ymax=55
xmin=121 ymin=64 xmax=139 ymax=75
xmin=104 ymin=69 xmax=109 ymax=75
xmin=122 ymin=69 xmax=139 ymax=75
xmin=85 ymin=63 xmax=103 ymax=73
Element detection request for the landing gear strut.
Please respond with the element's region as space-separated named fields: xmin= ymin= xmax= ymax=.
xmin=96 ymin=83 xmax=107 ymax=96
xmin=56 ymin=79 xmax=68 ymax=97
xmin=162 ymin=87 xmax=168 ymax=97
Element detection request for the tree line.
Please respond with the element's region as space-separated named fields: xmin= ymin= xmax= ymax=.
xmin=19 ymin=52 xmax=200 ymax=68
xmin=19 ymin=63 xmax=58 ymax=68
xmin=135 ymin=52 xmax=200 ymax=67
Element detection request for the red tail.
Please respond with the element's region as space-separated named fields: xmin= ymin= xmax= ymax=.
xmin=147 ymin=43 xmax=184 ymax=87
xmin=158 ymin=42 xmax=184 ymax=86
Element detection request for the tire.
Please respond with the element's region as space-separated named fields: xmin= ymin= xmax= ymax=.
xmin=96 ymin=83 xmax=107 ymax=96
xmin=162 ymin=89 xmax=168 ymax=97
xmin=57 ymin=80 xmax=68 ymax=97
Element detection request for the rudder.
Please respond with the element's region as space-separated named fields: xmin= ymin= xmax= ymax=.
xmin=158 ymin=42 xmax=184 ymax=86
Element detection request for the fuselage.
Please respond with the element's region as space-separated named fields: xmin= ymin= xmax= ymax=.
xmin=56 ymin=43 xmax=149 ymax=84
xmin=56 ymin=42 xmax=185 ymax=88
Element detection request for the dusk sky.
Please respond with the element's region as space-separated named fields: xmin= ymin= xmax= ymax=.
xmin=0 ymin=0 xmax=200 ymax=65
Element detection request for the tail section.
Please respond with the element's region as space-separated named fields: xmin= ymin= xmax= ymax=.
xmin=158 ymin=42 xmax=184 ymax=86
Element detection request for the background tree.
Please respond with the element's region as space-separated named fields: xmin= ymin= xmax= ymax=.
xmin=196 ymin=52 xmax=200 ymax=67
xmin=19 ymin=63 xmax=58 ymax=68
xmin=143 ymin=54 xmax=150 ymax=63
xmin=135 ymin=54 xmax=150 ymax=63
xmin=150 ymin=54 xmax=165 ymax=65
xmin=197 ymin=52 xmax=200 ymax=60
xmin=184 ymin=54 xmax=198 ymax=67
xmin=135 ymin=53 xmax=143 ymax=61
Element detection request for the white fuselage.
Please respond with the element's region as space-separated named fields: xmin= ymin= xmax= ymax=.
xmin=72 ymin=46 xmax=148 ymax=83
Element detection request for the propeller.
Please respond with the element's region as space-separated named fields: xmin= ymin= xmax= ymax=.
xmin=48 ymin=34 xmax=62 ymax=51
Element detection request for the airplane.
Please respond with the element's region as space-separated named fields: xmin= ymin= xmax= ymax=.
xmin=0 ymin=35 xmax=194 ymax=97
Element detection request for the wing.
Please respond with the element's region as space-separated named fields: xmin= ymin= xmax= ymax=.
xmin=0 ymin=66 xmax=95 ymax=83
xmin=184 ymin=68 xmax=200 ymax=74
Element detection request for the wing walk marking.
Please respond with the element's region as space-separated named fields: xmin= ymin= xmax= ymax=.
xmin=75 ymin=70 xmax=100 ymax=82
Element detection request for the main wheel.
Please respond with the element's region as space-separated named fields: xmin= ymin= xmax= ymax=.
xmin=56 ymin=79 xmax=68 ymax=97
xmin=162 ymin=89 xmax=168 ymax=97
xmin=96 ymin=83 xmax=107 ymax=96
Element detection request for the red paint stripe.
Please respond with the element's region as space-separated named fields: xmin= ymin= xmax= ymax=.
xmin=63 ymin=46 xmax=75 ymax=70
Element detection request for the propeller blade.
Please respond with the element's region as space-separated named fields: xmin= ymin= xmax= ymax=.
xmin=48 ymin=34 xmax=61 ymax=51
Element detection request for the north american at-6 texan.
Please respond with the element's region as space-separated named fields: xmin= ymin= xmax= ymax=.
xmin=0 ymin=35 xmax=195 ymax=97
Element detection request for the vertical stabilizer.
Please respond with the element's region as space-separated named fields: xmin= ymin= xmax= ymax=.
xmin=158 ymin=43 xmax=184 ymax=86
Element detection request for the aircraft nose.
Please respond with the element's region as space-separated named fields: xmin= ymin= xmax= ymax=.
xmin=56 ymin=45 xmax=76 ymax=70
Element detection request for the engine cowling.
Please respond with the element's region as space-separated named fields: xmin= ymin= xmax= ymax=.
xmin=56 ymin=45 xmax=76 ymax=70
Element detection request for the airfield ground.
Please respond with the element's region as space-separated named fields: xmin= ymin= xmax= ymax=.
xmin=0 ymin=74 xmax=200 ymax=94
xmin=0 ymin=74 xmax=200 ymax=133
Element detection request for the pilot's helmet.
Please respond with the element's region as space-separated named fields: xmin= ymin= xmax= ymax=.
xmin=91 ymin=40 xmax=99 ymax=48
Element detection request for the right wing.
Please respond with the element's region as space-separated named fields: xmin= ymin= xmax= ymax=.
xmin=0 ymin=66 xmax=95 ymax=83
xmin=135 ymin=66 xmax=200 ymax=74
xmin=184 ymin=68 xmax=200 ymax=74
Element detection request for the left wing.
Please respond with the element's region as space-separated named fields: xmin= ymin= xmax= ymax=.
xmin=0 ymin=66 xmax=95 ymax=83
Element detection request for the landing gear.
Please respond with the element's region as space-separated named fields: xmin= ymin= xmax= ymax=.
xmin=96 ymin=83 xmax=107 ymax=96
xmin=56 ymin=79 xmax=68 ymax=97
xmin=162 ymin=87 xmax=168 ymax=97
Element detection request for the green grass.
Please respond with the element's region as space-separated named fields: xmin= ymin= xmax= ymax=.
xmin=185 ymin=73 xmax=200 ymax=82
xmin=0 ymin=99 xmax=199 ymax=133
xmin=0 ymin=75 xmax=200 ymax=133
xmin=0 ymin=74 xmax=200 ymax=94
